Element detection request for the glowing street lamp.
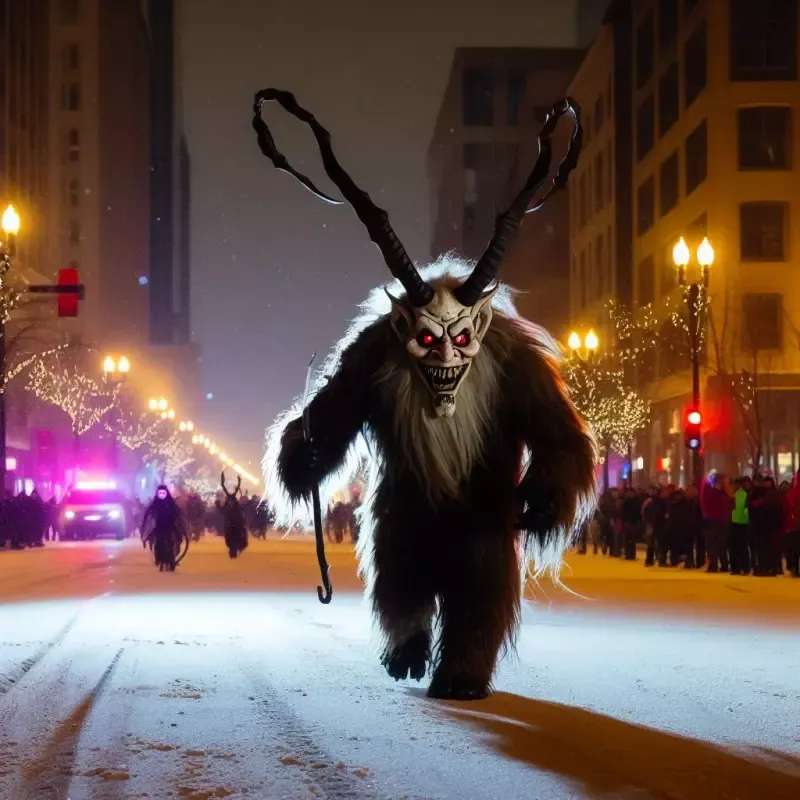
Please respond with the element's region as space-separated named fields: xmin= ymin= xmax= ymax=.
xmin=103 ymin=356 xmax=116 ymax=374
xmin=1 ymin=204 xmax=20 ymax=236
xmin=567 ymin=329 xmax=599 ymax=361
xmin=672 ymin=234 xmax=714 ymax=482
xmin=118 ymin=355 xmax=130 ymax=374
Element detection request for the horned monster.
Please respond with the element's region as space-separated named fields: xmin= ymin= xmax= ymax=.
xmin=255 ymin=89 xmax=597 ymax=701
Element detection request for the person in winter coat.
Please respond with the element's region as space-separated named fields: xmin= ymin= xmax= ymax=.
xmin=730 ymin=477 xmax=750 ymax=575
xmin=700 ymin=471 xmax=734 ymax=572
xmin=782 ymin=471 xmax=800 ymax=577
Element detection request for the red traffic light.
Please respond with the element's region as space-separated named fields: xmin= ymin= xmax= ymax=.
xmin=687 ymin=410 xmax=702 ymax=426
xmin=57 ymin=266 xmax=79 ymax=317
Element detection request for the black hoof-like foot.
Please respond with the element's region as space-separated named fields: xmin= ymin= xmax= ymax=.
xmin=427 ymin=671 xmax=491 ymax=701
xmin=381 ymin=631 xmax=429 ymax=682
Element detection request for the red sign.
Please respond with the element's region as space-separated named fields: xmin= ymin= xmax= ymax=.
xmin=57 ymin=266 xmax=79 ymax=317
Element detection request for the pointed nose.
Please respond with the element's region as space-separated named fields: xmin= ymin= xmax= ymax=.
xmin=434 ymin=339 xmax=456 ymax=363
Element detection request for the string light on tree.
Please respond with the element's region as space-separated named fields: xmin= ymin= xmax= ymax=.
xmin=26 ymin=351 xmax=120 ymax=435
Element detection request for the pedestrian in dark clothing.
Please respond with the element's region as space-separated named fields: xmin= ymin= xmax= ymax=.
xmin=700 ymin=471 xmax=734 ymax=572
xmin=620 ymin=488 xmax=641 ymax=560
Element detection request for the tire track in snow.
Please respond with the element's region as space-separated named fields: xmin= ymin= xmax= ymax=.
xmin=239 ymin=654 xmax=383 ymax=800
xmin=0 ymin=610 xmax=81 ymax=696
xmin=17 ymin=647 xmax=125 ymax=800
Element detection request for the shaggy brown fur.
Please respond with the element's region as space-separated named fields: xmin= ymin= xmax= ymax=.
xmin=271 ymin=268 xmax=596 ymax=701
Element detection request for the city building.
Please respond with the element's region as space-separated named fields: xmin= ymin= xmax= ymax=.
xmin=147 ymin=0 xmax=191 ymax=349
xmin=626 ymin=0 xmax=800 ymax=484
xmin=499 ymin=53 xmax=585 ymax=333
xmin=428 ymin=47 xmax=586 ymax=270
xmin=45 ymin=0 xmax=151 ymax=349
xmin=0 ymin=0 xmax=51 ymax=278
xmin=565 ymin=1 xmax=633 ymax=344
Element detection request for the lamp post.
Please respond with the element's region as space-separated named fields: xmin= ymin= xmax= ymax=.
xmin=0 ymin=204 xmax=21 ymax=494
xmin=672 ymin=235 xmax=714 ymax=484
xmin=103 ymin=355 xmax=130 ymax=470
xmin=568 ymin=329 xmax=599 ymax=361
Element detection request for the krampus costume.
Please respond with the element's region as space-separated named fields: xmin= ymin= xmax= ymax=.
xmin=141 ymin=486 xmax=190 ymax=572
xmin=256 ymin=90 xmax=597 ymax=701
xmin=221 ymin=472 xmax=248 ymax=558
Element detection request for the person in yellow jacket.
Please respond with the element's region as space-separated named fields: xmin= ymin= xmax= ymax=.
xmin=730 ymin=477 xmax=751 ymax=575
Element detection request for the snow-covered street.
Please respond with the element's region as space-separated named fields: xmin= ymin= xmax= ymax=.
xmin=0 ymin=538 xmax=798 ymax=800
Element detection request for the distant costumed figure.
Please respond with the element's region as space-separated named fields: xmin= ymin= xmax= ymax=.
xmin=255 ymin=89 xmax=596 ymax=701
xmin=221 ymin=472 xmax=248 ymax=558
xmin=141 ymin=485 xmax=190 ymax=572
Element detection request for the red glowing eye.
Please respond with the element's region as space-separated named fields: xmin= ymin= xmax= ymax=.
xmin=453 ymin=330 xmax=471 ymax=347
xmin=418 ymin=330 xmax=437 ymax=347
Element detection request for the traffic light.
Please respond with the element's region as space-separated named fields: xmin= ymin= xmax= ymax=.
xmin=685 ymin=408 xmax=702 ymax=450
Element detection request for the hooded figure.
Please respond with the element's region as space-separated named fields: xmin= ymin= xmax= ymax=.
xmin=256 ymin=90 xmax=596 ymax=701
xmin=141 ymin=485 xmax=189 ymax=572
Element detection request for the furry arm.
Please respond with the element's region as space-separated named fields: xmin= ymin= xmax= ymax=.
xmin=507 ymin=340 xmax=597 ymax=540
xmin=277 ymin=320 xmax=391 ymax=501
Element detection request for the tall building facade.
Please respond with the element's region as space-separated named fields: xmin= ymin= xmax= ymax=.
xmin=45 ymin=0 xmax=152 ymax=349
xmin=0 ymin=0 xmax=51 ymax=279
xmin=566 ymin=0 xmax=633 ymax=339
xmin=569 ymin=0 xmax=800 ymax=484
xmin=429 ymin=48 xmax=585 ymax=266
xmin=148 ymin=0 xmax=190 ymax=348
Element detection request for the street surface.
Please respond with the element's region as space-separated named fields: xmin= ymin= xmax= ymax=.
xmin=0 ymin=537 xmax=798 ymax=799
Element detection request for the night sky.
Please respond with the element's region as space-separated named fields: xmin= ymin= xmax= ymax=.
xmin=181 ymin=0 xmax=594 ymax=470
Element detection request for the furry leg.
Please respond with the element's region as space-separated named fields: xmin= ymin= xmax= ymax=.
xmin=429 ymin=529 xmax=520 ymax=701
xmin=371 ymin=520 xmax=437 ymax=682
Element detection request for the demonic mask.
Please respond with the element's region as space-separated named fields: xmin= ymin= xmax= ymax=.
xmin=389 ymin=286 xmax=496 ymax=417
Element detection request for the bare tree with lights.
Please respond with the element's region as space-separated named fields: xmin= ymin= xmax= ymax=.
xmin=25 ymin=349 xmax=120 ymax=437
xmin=563 ymin=355 xmax=649 ymax=489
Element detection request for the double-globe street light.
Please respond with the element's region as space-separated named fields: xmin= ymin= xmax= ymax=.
xmin=672 ymin=235 xmax=714 ymax=483
xmin=103 ymin=355 xmax=131 ymax=470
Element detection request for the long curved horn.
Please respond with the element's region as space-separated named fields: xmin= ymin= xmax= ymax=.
xmin=453 ymin=98 xmax=583 ymax=307
xmin=252 ymin=89 xmax=434 ymax=307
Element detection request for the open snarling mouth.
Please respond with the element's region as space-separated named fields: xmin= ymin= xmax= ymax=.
xmin=419 ymin=364 xmax=468 ymax=393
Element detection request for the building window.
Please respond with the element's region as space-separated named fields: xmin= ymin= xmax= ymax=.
xmin=658 ymin=0 xmax=678 ymax=53
xmin=638 ymin=255 xmax=655 ymax=306
xmin=737 ymin=107 xmax=791 ymax=170
xmin=685 ymin=0 xmax=698 ymax=13
xmin=506 ymin=70 xmax=526 ymax=126
xmin=594 ymin=152 xmax=604 ymax=212
xmin=579 ymin=173 xmax=588 ymax=229
xmin=659 ymin=151 xmax=679 ymax=216
xmin=730 ymin=0 xmax=797 ymax=81
xmin=61 ymin=0 xmax=79 ymax=24
xmin=658 ymin=62 xmax=679 ymax=136
xmin=62 ymin=44 xmax=79 ymax=71
xmin=62 ymin=83 xmax=80 ymax=111
xmin=685 ymin=120 xmax=707 ymax=195
xmin=635 ymin=10 xmax=655 ymax=89
xmin=595 ymin=233 xmax=605 ymax=298
xmin=584 ymin=114 xmax=592 ymax=145
xmin=742 ymin=294 xmax=782 ymax=350
xmin=69 ymin=219 xmax=80 ymax=244
xmin=637 ymin=176 xmax=655 ymax=235
xmin=579 ymin=249 xmax=587 ymax=309
xmin=606 ymin=143 xmax=613 ymax=203
xmin=68 ymin=128 xmax=79 ymax=162
xmin=684 ymin=21 xmax=707 ymax=107
xmin=636 ymin=94 xmax=655 ymax=161
xmin=462 ymin=69 xmax=493 ymax=126
xmin=594 ymin=95 xmax=604 ymax=134
xmin=68 ymin=178 xmax=79 ymax=207
xmin=740 ymin=202 xmax=788 ymax=261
